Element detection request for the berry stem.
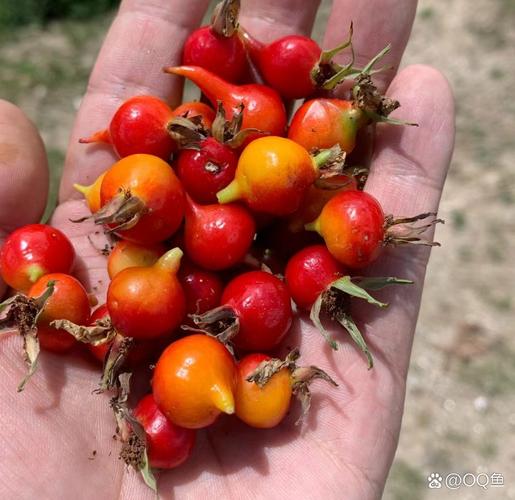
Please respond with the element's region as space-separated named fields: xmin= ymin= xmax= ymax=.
xmin=216 ymin=179 xmax=243 ymax=204
xmin=155 ymin=247 xmax=183 ymax=274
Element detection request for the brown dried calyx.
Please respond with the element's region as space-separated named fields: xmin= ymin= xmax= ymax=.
xmin=350 ymin=45 xmax=417 ymax=126
xmin=50 ymin=317 xmax=116 ymax=345
xmin=185 ymin=305 xmax=239 ymax=353
xmin=72 ymin=188 xmax=147 ymax=234
xmin=310 ymin=276 xmax=414 ymax=369
xmin=247 ymin=348 xmax=338 ymax=425
xmin=0 ymin=282 xmax=55 ymax=391
xmin=110 ymin=373 xmax=156 ymax=492
xmin=211 ymin=0 xmax=240 ymax=37
xmin=169 ymin=101 xmax=264 ymax=151
xmin=384 ymin=212 xmax=445 ymax=246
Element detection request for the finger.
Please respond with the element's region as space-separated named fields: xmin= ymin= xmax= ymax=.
xmin=323 ymin=0 xmax=418 ymax=92
xmin=240 ymin=0 xmax=321 ymax=40
xmin=59 ymin=0 xmax=211 ymax=201
xmin=0 ymin=100 xmax=49 ymax=296
xmin=356 ymin=65 xmax=455 ymax=376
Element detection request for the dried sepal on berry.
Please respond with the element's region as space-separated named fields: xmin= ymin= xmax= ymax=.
xmin=0 ymin=281 xmax=55 ymax=391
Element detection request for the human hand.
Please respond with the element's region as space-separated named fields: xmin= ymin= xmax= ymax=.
xmin=0 ymin=1 xmax=454 ymax=499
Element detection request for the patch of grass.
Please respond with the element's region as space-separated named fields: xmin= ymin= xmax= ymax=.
xmin=456 ymin=342 xmax=515 ymax=396
xmin=419 ymin=6 xmax=435 ymax=20
xmin=451 ymin=210 xmax=466 ymax=231
xmin=479 ymin=439 xmax=498 ymax=459
xmin=386 ymin=460 xmax=426 ymax=500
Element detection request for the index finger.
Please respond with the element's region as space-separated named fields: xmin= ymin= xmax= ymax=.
xmin=59 ymin=0 xmax=210 ymax=202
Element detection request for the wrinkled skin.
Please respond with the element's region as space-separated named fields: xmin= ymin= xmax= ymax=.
xmin=0 ymin=1 xmax=454 ymax=499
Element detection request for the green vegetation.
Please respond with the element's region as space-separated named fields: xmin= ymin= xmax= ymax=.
xmin=0 ymin=0 xmax=119 ymax=29
xmin=387 ymin=461 xmax=426 ymax=500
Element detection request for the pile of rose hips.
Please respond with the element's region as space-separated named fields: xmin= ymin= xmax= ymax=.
xmin=0 ymin=0 xmax=441 ymax=492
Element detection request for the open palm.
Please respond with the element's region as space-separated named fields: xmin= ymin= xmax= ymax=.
xmin=0 ymin=1 xmax=454 ymax=499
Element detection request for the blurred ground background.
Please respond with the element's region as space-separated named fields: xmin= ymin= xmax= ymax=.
xmin=0 ymin=0 xmax=514 ymax=499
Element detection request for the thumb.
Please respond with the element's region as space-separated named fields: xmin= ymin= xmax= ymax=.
xmin=0 ymin=100 xmax=49 ymax=296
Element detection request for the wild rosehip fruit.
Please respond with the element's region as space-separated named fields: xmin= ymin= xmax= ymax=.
xmin=235 ymin=349 xmax=337 ymax=427
xmin=107 ymin=248 xmax=186 ymax=340
xmin=217 ymin=136 xmax=344 ymax=215
xmin=307 ymin=191 xmax=442 ymax=269
xmin=165 ymin=66 xmax=286 ymax=140
xmin=79 ymin=96 xmax=177 ymax=160
xmin=183 ymin=195 xmax=255 ymax=271
xmin=0 ymin=224 xmax=75 ymax=293
xmin=192 ymin=270 xmax=293 ymax=352
xmin=153 ymin=334 xmax=237 ymax=429
xmin=93 ymin=154 xmax=185 ymax=244
xmin=134 ymin=394 xmax=196 ymax=469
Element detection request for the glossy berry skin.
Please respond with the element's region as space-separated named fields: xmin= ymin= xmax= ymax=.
xmin=171 ymin=101 xmax=215 ymax=130
xmin=28 ymin=273 xmax=90 ymax=353
xmin=285 ymin=245 xmax=346 ymax=311
xmin=1 ymin=224 xmax=75 ymax=293
xmin=310 ymin=191 xmax=385 ymax=269
xmin=107 ymin=248 xmax=186 ymax=340
xmin=87 ymin=304 xmax=159 ymax=367
xmin=288 ymin=179 xmax=357 ymax=233
xmin=80 ymin=96 xmax=177 ymax=161
xmin=184 ymin=196 xmax=255 ymax=271
xmin=165 ymin=66 xmax=286 ymax=139
xmin=134 ymin=394 xmax=196 ymax=469
xmin=179 ymin=262 xmax=224 ymax=316
xmin=74 ymin=172 xmax=106 ymax=214
xmin=246 ymin=34 xmax=322 ymax=100
xmin=153 ymin=334 xmax=237 ymax=429
xmin=107 ymin=240 xmax=165 ymax=279
xmin=183 ymin=26 xmax=248 ymax=83
xmin=100 ymin=154 xmax=185 ymax=243
xmin=288 ymin=98 xmax=366 ymax=154
xmin=223 ymin=271 xmax=293 ymax=351
xmin=235 ymin=353 xmax=292 ymax=428
xmin=217 ymin=136 xmax=317 ymax=215
xmin=177 ymin=137 xmax=238 ymax=204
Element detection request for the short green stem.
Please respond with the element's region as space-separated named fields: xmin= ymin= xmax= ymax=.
xmin=156 ymin=247 xmax=183 ymax=274
xmin=216 ymin=180 xmax=243 ymax=204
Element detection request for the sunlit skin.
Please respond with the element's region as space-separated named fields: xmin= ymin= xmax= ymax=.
xmin=73 ymin=172 xmax=106 ymax=214
xmin=171 ymin=101 xmax=215 ymax=130
xmin=107 ymin=248 xmax=186 ymax=340
xmin=217 ymin=136 xmax=318 ymax=215
xmin=152 ymin=334 xmax=237 ymax=429
xmin=284 ymin=245 xmax=347 ymax=311
xmin=0 ymin=224 xmax=75 ymax=292
xmin=222 ymin=270 xmax=293 ymax=352
xmin=288 ymin=98 xmax=367 ymax=154
xmin=184 ymin=195 xmax=255 ymax=271
xmin=177 ymin=136 xmax=238 ymax=204
xmin=107 ymin=240 xmax=165 ymax=279
xmin=134 ymin=394 xmax=196 ymax=469
xmin=79 ymin=96 xmax=177 ymax=160
xmin=308 ymin=190 xmax=385 ymax=269
xmin=183 ymin=26 xmax=248 ymax=83
xmin=28 ymin=273 xmax=90 ymax=353
xmin=0 ymin=1 xmax=455 ymax=498
xmin=164 ymin=66 xmax=287 ymax=139
xmin=235 ymin=353 xmax=292 ymax=429
xmin=100 ymin=154 xmax=185 ymax=243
